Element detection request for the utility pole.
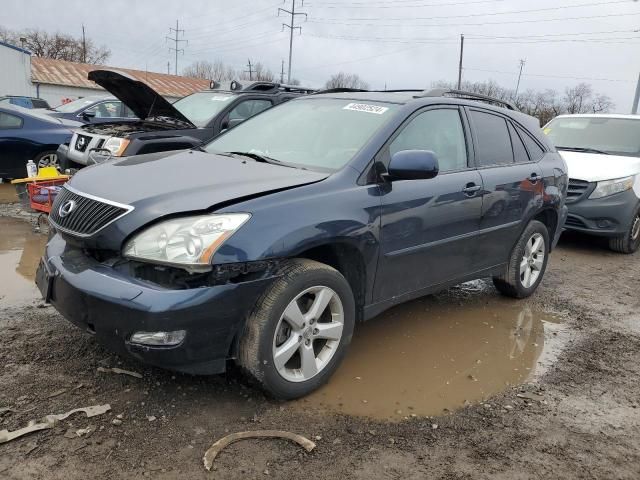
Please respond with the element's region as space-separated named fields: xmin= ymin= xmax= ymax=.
xmin=166 ymin=20 xmax=187 ymax=76
xmin=632 ymin=72 xmax=640 ymax=114
xmin=280 ymin=60 xmax=285 ymax=83
xmin=457 ymin=34 xmax=464 ymax=90
xmin=278 ymin=0 xmax=308 ymax=83
xmin=167 ymin=62 xmax=170 ymax=74
xmin=245 ymin=59 xmax=254 ymax=80
xmin=81 ymin=25 xmax=86 ymax=63
xmin=514 ymin=59 xmax=526 ymax=99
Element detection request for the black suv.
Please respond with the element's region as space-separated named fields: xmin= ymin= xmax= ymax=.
xmin=58 ymin=70 xmax=314 ymax=169
xmin=38 ymin=89 xmax=568 ymax=399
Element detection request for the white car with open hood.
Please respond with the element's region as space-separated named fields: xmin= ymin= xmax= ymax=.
xmin=544 ymin=114 xmax=640 ymax=253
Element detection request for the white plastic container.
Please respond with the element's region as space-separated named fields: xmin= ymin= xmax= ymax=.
xmin=26 ymin=160 xmax=37 ymax=178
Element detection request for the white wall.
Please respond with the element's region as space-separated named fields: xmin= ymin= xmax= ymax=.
xmin=36 ymin=84 xmax=104 ymax=108
xmin=0 ymin=43 xmax=32 ymax=97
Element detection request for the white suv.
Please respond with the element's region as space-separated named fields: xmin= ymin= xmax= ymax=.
xmin=544 ymin=114 xmax=640 ymax=253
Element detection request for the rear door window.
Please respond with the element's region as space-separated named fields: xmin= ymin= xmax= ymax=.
xmin=0 ymin=112 xmax=23 ymax=129
xmin=469 ymin=110 xmax=514 ymax=166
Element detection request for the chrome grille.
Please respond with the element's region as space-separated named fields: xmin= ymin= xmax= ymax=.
xmin=49 ymin=186 xmax=132 ymax=237
xmin=566 ymin=178 xmax=592 ymax=204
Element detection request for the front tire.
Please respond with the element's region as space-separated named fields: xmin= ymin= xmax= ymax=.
xmin=238 ymin=259 xmax=355 ymax=399
xmin=609 ymin=207 xmax=640 ymax=254
xmin=493 ymin=220 xmax=550 ymax=298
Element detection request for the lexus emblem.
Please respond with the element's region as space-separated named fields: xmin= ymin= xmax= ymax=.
xmin=58 ymin=200 xmax=77 ymax=218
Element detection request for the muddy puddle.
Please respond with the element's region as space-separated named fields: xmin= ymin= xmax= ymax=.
xmin=0 ymin=217 xmax=47 ymax=306
xmin=300 ymin=285 xmax=563 ymax=420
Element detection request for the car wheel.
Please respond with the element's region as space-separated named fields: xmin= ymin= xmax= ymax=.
xmin=238 ymin=259 xmax=355 ymax=399
xmin=609 ymin=207 xmax=640 ymax=254
xmin=34 ymin=151 xmax=59 ymax=169
xmin=493 ymin=220 xmax=549 ymax=299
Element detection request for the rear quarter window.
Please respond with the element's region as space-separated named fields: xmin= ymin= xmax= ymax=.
xmin=517 ymin=125 xmax=545 ymax=161
xmin=0 ymin=112 xmax=23 ymax=129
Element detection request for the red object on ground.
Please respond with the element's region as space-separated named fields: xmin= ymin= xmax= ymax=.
xmin=27 ymin=179 xmax=67 ymax=214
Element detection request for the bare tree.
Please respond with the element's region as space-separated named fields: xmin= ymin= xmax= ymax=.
xmin=324 ymin=72 xmax=369 ymax=90
xmin=590 ymin=93 xmax=614 ymax=113
xmin=239 ymin=62 xmax=275 ymax=82
xmin=183 ymin=60 xmax=236 ymax=80
xmin=0 ymin=26 xmax=110 ymax=64
xmin=563 ymin=83 xmax=593 ymax=114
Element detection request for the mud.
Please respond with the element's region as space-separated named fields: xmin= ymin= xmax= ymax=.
xmin=1 ymin=215 xmax=639 ymax=479
xmin=0 ymin=183 xmax=19 ymax=204
xmin=302 ymin=293 xmax=562 ymax=419
xmin=0 ymin=217 xmax=47 ymax=306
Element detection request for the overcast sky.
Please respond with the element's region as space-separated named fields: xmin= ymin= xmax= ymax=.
xmin=3 ymin=0 xmax=639 ymax=111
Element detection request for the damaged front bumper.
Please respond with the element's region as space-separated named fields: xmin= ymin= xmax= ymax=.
xmin=36 ymin=233 xmax=277 ymax=375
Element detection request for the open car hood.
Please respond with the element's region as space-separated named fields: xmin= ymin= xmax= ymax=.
xmin=88 ymin=69 xmax=196 ymax=128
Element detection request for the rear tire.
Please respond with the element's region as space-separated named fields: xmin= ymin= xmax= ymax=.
xmin=237 ymin=259 xmax=355 ymax=399
xmin=608 ymin=207 xmax=640 ymax=254
xmin=34 ymin=151 xmax=59 ymax=170
xmin=493 ymin=220 xmax=550 ymax=299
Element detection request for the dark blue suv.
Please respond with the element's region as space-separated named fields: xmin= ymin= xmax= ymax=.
xmin=37 ymin=89 xmax=568 ymax=399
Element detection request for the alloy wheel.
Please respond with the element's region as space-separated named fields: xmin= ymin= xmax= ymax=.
xmin=520 ymin=232 xmax=545 ymax=289
xmin=272 ymin=286 xmax=344 ymax=383
xmin=37 ymin=153 xmax=59 ymax=169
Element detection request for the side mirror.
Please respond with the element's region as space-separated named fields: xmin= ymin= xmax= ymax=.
xmin=221 ymin=117 xmax=244 ymax=131
xmin=387 ymin=150 xmax=439 ymax=180
xmin=82 ymin=111 xmax=96 ymax=120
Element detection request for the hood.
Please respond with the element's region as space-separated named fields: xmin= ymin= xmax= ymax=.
xmin=559 ymin=150 xmax=640 ymax=182
xmin=88 ymin=69 xmax=196 ymax=127
xmin=68 ymin=150 xmax=328 ymax=219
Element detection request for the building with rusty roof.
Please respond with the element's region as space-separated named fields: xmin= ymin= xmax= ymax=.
xmin=0 ymin=40 xmax=209 ymax=107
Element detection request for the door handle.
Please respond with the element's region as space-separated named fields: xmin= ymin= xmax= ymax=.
xmin=462 ymin=183 xmax=481 ymax=196
xmin=528 ymin=173 xmax=540 ymax=183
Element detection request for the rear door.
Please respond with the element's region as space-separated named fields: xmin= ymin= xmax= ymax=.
xmin=0 ymin=111 xmax=28 ymax=178
xmin=375 ymin=106 xmax=484 ymax=301
xmin=466 ymin=108 xmax=543 ymax=269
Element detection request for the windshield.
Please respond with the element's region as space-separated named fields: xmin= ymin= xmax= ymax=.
xmin=545 ymin=116 xmax=640 ymax=157
xmin=173 ymin=92 xmax=238 ymax=127
xmin=54 ymin=97 xmax=103 ymax=112
xmin=205 ymin=98 xmax=398 ymax=171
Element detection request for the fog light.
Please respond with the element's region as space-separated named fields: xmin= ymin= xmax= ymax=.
xmin=130 ymin=330 xmax=186 ymax=346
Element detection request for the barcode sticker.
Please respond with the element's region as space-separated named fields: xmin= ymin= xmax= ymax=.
xmin=343 ymin=103 xmax=389 ymax=114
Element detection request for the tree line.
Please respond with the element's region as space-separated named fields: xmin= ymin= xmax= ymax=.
xmin=0 ymin=26 xmax=110 ymax=64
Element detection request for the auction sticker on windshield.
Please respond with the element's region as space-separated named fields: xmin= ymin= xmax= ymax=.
xmin=210 ymin=95 xmax=233 ymax=102
xmin=343 ymin=103 xmax=389 ymax=114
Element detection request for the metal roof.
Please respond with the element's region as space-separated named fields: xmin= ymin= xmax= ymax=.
xmin=31 ymin=57 xmax=210 ymax=98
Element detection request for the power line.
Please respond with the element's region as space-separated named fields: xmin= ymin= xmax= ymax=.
xmin=464 ymin=66 xmax=635 ymax=83
xmin=309 ymin=0 xmax=631 ymax=22
xmin=166 ymin=19 xmax=187 ymax=75
xmin=279 ymin=0 xmax=308 ymax=83
xmin=311 ymin=0 xmax=507 ymax=6
xmin=307 ymin=11 xmax=640 ymax=29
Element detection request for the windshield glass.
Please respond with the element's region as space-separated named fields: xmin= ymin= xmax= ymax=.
xmin=173 ymin=92 xmax=238 ymax=127
xmin=545 ymin=116 xmax=640 ymax=157
xmin=54 ymin=97 xmax=103 ymax=112
xmin=205 ymin=98 xmax=398 ymax=171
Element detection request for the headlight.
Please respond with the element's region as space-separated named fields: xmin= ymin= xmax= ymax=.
xmin=103 ymin=137 xmax=130 ymax=156
xmin=589 ymin=176 xmax=635 ymax=199
xmin=123 ymin=213 xmax=250 ymax=269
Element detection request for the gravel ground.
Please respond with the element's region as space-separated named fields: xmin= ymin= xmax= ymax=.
xmin=1 ymin=212 xmax=639 ymax=479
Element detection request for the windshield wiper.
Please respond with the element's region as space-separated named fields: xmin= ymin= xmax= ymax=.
xmin=227 ymin=151 xmax=294 ymax=168
xmin=556 ymin=146 xmax=610 ymax=155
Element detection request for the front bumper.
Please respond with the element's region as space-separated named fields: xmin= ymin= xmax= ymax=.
xmin=36 ymin=233 xmax=277 ymax=375
xmin=565 ymin=188 xmax=639 ymax=237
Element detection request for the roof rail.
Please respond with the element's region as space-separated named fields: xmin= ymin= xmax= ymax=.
xmin=313 ymin=87 xmax=369 ymax=95
xmin=418 ymin=88 xmax=518 ymax=111
xmin=209 ymin=80 xmax=315 ymax=94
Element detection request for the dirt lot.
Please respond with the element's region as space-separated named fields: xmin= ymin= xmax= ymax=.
xmin=1 ymin=201 xmax=639 ymax=479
